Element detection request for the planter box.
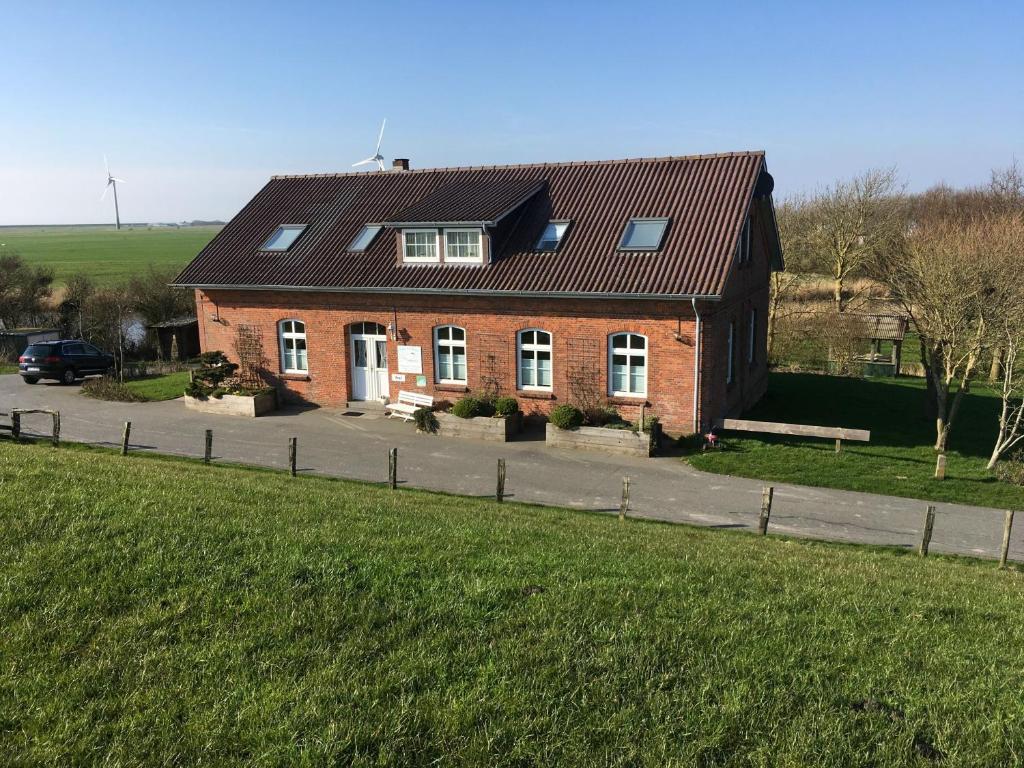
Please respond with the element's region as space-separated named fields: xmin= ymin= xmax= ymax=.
xmin=184 ymin=391 xmax=277 ymax=417
xmin=545 ymin=422 xmax=655 ymax=457
xmin=435 ymin=411 xmax=522 ymax=442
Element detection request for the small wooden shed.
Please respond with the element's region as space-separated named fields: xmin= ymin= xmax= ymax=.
xmin=148 ymin=317 xmax=200 ymax=361
xmin=855 ymin=314 xmax=909 ymax=375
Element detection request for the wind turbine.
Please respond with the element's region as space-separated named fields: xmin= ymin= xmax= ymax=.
xmin=352 ymin=119 xmax=387 ymax=171
xmin=101 ymin=155 xmax=127 ymax=229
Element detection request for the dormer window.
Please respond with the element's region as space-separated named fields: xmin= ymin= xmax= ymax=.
xmin=444 ymin=229 xmax=482 ymax=262
xmin=261 ymin=225 xmax=306 ymax=251
xmin=618 ymin=218 xmax=669 ymax=251
xmin=348 ymin=224 xmax=382 ymax=252
xmin=403 ymin=229 xmax=439 ymax=262
xmin=536 ymin=221 xmax=570 ymax=251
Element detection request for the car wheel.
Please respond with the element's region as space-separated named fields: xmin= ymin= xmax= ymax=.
xmin=61 ymin=368 xmax=77 ymax=385
xmin=23 ymin=376 xmax=39 ymax=385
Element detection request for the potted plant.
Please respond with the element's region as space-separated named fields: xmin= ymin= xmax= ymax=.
xmin=545 ymin=404 xmax=658 ymax=457
xmin=433 ymin=394 xmax=522 ymax=442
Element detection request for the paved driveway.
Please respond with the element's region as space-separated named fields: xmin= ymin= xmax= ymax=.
xmin=1 ymin=373 xmax=1019 ymax=562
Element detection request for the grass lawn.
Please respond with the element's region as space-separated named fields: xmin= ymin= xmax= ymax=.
xmin=0 ymin=224 xmax=220 ymax=285
xmin=690 ymin=372 xmax=1024 ymax=509
xmin=2 ymin=441 xmax=1023 ymax=765
xmin=0 ymin=363 xmax=17 ymax=375
xmin=122 ymin=370 xmax=191 ymax=401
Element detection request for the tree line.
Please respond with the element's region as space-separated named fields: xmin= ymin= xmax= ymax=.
xmin=0 ymin=256 xmax=194 ymax=372
xmin=773 ymin=162 xmax=1024 ymax=469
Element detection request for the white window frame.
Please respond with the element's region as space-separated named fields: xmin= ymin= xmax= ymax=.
xmin=348 ymin=224 xmax=382 ymax=252
xmin=279 ymin=319 xmax=308 ymax=374
xmin=608 ymin=332 xmax=648 ymax=397
xmin=727 ymin=320 xmax=736 ymax=384
xmin=434 ymin=325 xmax=467 ymax=384
xmin=402 ymin=229 xmax=439 ymax=263
xmin=617 ymin=218 xmax=670 ymax=252
xmin=517 ymin=329 xmax=553 ymax=391
xmin=261 ymin=224 xmax=306 ymax=252
xmin=443 ymin=228 xmax=483 ymax=263
xmin=535 ymin=220 xmax=571 ymax=251
xmin=748 ymin=308 xmax=757 ymax=364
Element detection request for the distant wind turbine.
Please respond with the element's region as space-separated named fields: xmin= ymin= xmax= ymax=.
xmin=352 ymin=119 xmax=387 ymax=171
xmin=101 ymin=155 xmax=127 ymax=229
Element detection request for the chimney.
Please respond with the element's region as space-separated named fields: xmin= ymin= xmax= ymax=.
xmin=392 ymin=158 xmax=410 ymax=171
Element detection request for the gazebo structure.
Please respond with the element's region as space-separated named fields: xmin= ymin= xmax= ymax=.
xmin=854 ymin=313 xmax=909 ymax=376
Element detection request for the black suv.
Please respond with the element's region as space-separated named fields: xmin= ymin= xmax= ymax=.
xmin=19 ymin=340 xmax=115 ymax=385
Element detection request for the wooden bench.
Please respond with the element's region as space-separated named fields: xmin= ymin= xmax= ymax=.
xmin=384 ymin=391 xmax=434 ymax=422
xmin=714 ymin=418 xmax=870 ymax=453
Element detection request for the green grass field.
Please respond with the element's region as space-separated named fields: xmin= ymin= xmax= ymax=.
xmin=122 ymin=371 xmax=190 ymax=401
xmin=690 ymin=373 xmax=1023 ymax=509
xmin=0 ymin=225 xmax=220 ymax=285
xmin=2 ymin=441 xmax=1023 ymax=765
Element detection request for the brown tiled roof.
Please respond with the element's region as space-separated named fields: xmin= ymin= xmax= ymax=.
xmin=384 ymin=178 xmax=547 ymax=225
xmin=174 ymin=151 xmax=774 ymax=299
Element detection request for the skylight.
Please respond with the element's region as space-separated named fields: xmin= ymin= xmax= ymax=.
xmin=348 ymin=224 xmax=382 ymax=252
xmin=536 ymin=221 xmax=570 ymax=251
xmin=261 ymin=225 xmax=306 ymax=251
xmin=618 ymin=218 xmax=669 ymax=251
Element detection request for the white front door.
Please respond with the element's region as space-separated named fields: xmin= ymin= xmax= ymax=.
xmin=351 ymin=333 xmax=389 ymax=401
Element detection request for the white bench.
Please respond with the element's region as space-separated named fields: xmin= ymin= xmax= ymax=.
xmin=384 ymin=391 xmax=434 ymax=422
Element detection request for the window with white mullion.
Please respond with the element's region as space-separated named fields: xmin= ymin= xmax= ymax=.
xmin=403 ymin=229 xmax=439 ymax=262
xmin=517 ymin=329 xmax=552 ymax=390
xmin=608 ymin=333 xmax=647 ymax=397
xmin=434 ymin=325 xmax=467 ymax=383
xmin=279 ymin=319 xmax=308 ymax=373
xmin=444 ymin=229 xmax=482 ymax=261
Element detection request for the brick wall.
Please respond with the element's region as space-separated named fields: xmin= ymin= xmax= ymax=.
xmin=196 ymin=290 xmax=705 ymax=432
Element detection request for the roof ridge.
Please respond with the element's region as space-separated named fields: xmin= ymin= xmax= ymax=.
xmin=269 ymin=150 xmax=766 ymax=180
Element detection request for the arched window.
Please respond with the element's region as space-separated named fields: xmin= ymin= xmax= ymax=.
xmin=351 ymin=321 xmax=386 ymax=336
xmin=609 ymin=333 xmax=646 ymax=396
xmin=279 ymin=319 xmax=308 ymax=373
xmin=434 ymin=325 xmax=467 ymax=384
xmin=518 ymin=329 xmax=552 ymax=390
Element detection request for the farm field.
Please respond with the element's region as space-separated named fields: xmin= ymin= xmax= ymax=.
xmin=0 ymin=225 xmax=220 ymax=285
xmin=2 ymin=441 xmax=1023 ymax=765
xmin=690 ymin=372 xmax=1024 ymax=509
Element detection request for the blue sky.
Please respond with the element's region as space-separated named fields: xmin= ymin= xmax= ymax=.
xmin=1 ymin=0 xmax=1021 ymax=224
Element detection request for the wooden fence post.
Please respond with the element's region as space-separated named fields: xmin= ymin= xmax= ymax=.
xmin=288 ymin=437 xmax=297 ymax=477
xmin=496 ymin=458 xmax=506 ymax=502
xmin=835 ymin=438 xmax=842 ymax=454
xmin=204 ymin=429 xmax=213 ymax=464
xmin=999 ymin=510 xmax=1015 ymax=569
xmin=919 ymin=505 xmax=936 ymax=556
xmin=934 ymin=454 xmax=947 ymax=480
xmin=388 ymin=448 xmax=398 ymax=490
xmin=758 ymin=486 xmax=774 ymax=535
xmin=51 ymin=411 xmax=60 ymax=447
xmin=619 ymin=476 xmax=630 ymax=522
xmin=11 ymin=412 xmax=20 ymax=440
xmin=121 ymin=421 xmax=131 ymax=456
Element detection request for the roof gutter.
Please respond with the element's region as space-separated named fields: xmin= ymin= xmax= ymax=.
xmin=170 ymin=282 xmax=724 ymax=302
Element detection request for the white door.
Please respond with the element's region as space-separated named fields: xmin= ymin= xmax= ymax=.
xmin=351 ymin=333 xmax=389 ymax=401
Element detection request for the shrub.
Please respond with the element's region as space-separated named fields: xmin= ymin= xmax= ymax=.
xmin=452 ymin=396 xmax=484 ymax=419
xmin=81 ymin=376 xmax=145 ymax=403
xmin=549 ymin=404 xmax=584 ymax=430
xmin=635 ymin=415 xmax=660 ymax=434
xmin=995 ymin=453 xmax=1024 ymax=486
xmin=493 ymin=396 xmax=519 ymax=417
xmin=196 ymin=350 xmax=229 ymax=366
xmin=413 ymin=407 xmax=439 ymax=433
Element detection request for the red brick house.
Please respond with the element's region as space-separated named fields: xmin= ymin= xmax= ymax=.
xmin=173 ymin=152 xmax=783 ymax=434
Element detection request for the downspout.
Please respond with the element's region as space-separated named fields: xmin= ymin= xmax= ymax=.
xmin=691 ymin=297 xmax=703 ymax=434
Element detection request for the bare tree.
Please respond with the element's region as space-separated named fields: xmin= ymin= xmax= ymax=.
xmin=767 ymin=201 xmax=810 ymax=360
xmin=786 ymin=168 xmax=905 ymax=312
xmin=874 ymin=213 xmax=1017 ymax=452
